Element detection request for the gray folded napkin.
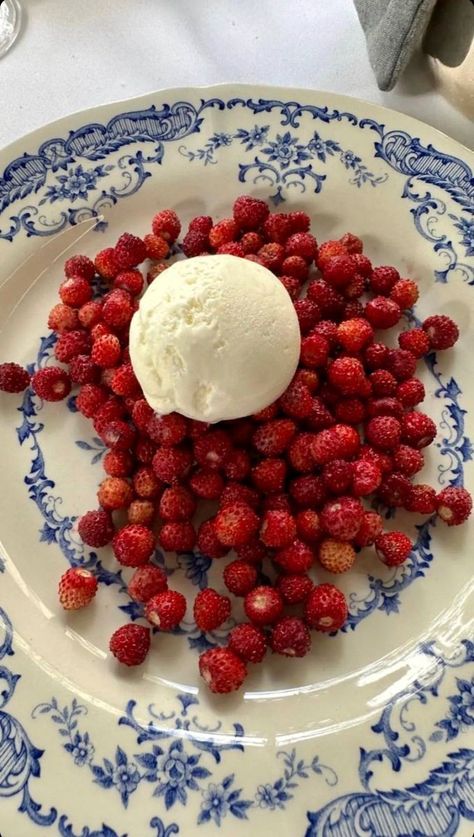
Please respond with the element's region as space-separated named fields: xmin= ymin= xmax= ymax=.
xmin=354 ymin=0 xmax=438 ymax=90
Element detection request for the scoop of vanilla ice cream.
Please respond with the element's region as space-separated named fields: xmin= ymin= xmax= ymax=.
xmin=129 ymin=254 xmax=300 ymax=422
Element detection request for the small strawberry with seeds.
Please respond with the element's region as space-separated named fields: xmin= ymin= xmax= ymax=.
xmin=320 ymin=496 xmax=364 ymax=541
xmin=159 ymin=521 xmax=196 ymax=552
xmin=151 ymin=208 xmax=181 ymax=242
xmin=295 ymin=509 xmax=322 ymax=544
xmin=229 ymin=623 xmax=267 ymax=663
xmin=189 ymin=468 xmax=224 ymax=500
xmin=97 ymin=476 xmax=133 ymax=511
xmin=48 ymin=303 xmax=79 ymax=333
xmin=233 ymin=195 xmax=269 ymax=230
xmin=401 ymin=411 xmax=437 ymax=449
xmin=0 ymin=362 xmax=30 ymax=394
xmin=252 ymin=418 xmax=296 ymax=456
xmin=223 ymin=560 xmax=258 ymax=596
xmin=113 ymin=524 xmax=155 ymax=567
xmin=260 ymin=510 xmax=296 ymax=548
xmin=277 ymin=573 xmax=313 ymax=604
xmin=78 ymin=509 xmax=114 ymax=547
xmin=91 ymin=334 xmax=121 ymax=368
xmin=214 ymin=502 xmax=260 ymax=548
xmin=252 ymin=457 xmax=287 ymax=493
xmin=305 ymin=583 xmax=348 ymax=632
xmin=145 ymin=589 xmax=186 ymax=630
xmin=95 ymin=247 xmax=120 ymax=280
xmin=365 ymin=415 xmax=401 ymax=451
xmin=318 ymin=539 xmax=356 ymax=573
xmin=114 ymin=232 xmax=147 ymax=269
xmin=32 ymin=367 xmax=71 ymax=401
xmin=197 ymin=519 xmax=229 ymax=560
xmin=274 ymin=539 xmax=314 ymax=573
xmin=128 ymin=500 xmax=155 ymax=526
xmin=199 ymin=647 xmax=247 ymax=693
xmin=128 ymin=564 xmax=168 ymax=602
xmin=436 ymin=486 xmax=472 ymax=526
xmin=64 ymin=254 xmax=95 ymax=281
xmin=405 ymin=484 xmax=437 ymax=514
xmin=152 ymin=446 xmax=192 ymax=483
xmin=244 ymin=585 xmax=283 ymax=626
xmin=422 ymin=315 xmax=459 ymax=350
xmin=193 ymin=588 xmax=231 ymax=632
xmin=271 ymin=617 xmax=311 ymax=657
xmin=354 ymin=510 xmax=383 ymax=547
xmin=328 ymin=356 xmax=366 ymax=396
xmin=109 ymin=624 xmax=150 ymax=666
xmin=376 ymin=532 xmax=412 ymax=566
xmin=58 ymin=567 xmax=98 ymax=610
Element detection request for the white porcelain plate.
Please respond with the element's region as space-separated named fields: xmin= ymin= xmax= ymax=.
xmin=0 ymin=85 xmax=473 ymax=837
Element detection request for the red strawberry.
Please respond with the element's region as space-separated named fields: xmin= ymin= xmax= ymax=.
xmin=199 ymin=647 xmax=247 ymax=693
xmin=109 ymin=624 xmax=150 ymax=666
xmin=304 ymin=583 xmax=348 ymax=631
xmin=228 ymin=623 xmax=267 ymax=663
xmin=270 ymin=617 xmax=311 ymax=657
xmin=58 ymin=567 xmax=98 ymax=610
xmin=193 ymin=588 xmax=231 ymax=631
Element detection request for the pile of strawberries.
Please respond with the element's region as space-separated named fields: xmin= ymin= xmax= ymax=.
xmin=1 ymin=195 xmax=472 ymax=695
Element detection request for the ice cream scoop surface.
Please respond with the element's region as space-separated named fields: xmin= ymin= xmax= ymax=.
xmin=129 ymin=254 xmax=300 ymax=422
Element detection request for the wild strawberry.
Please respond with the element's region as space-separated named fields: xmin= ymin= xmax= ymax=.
xmin=396 ymin=378 xmax=425 ymax=408
xmin=197 ymin=519 xmax=228 ymax=559
xmin=223 ymin=560 xmax=258 ymax=597
xmin=368 ymin=265 xmax=399 ymax=295
xmin=128 ymin=500 xmax=155 ymax=526
xmin=97 ymin=476 xmax=133 ymax=510
xmin=337 ymin=318 xmax=373 ymax=352
xmin=199 ymin=647 xmax=247 ymax=693
xmin=209 ymin=218 xmax=238 ymax=249
xmin=54 ymin=329 xmax=91 ymax=363
xmin=300 ymin=333 xmax=329 ymax=367
xmin=77 ymin=508 xmax=114 ymax=547
xmin=369 ymin=369 xmax=397 ymax=397
xmin=294 ymin=368 xmax=319 ymax=393
xmin=338 ymin=231 xmax=362 ymax=253
xmin=31 ymin=367 xmax=71 ymax=401
xmin=233 ymin=195 xmax=269 ymax=230
xmin=90 ymin=322 xmax=114 ymax=342
xmin=378 ymin=473 xmax=412 ymax=508
xmin=335 ymin=398 xmax=366 ymax=425
xmin=320 ymin=496 xmax=364 ymax=541
xmin=147 ymin=263 xmax=169 ymax=284
xmin=102 ymin=288 xmax=134 ymax=329
xmin=285 ymin=232 xmax=318 ymax=263
xmin=365 ymin=415 xmax=401 ymax=450
xmin=401 ymin=411 xmax=437 ymax=449
xmin=127 ymin=564 xmax=167 ymax=603
xmin=130 ymin=399 xmax=152 ymax=433
xmin=152 ymin=446 xmax=192 ymax=483
xmin=312 ymin=319 xmax=339 ymax=346
xmin=135 ymin=435 xmax=157 ymax=464
xmin=258 ymin=242 xmax=285 ymax=272
xmin=109 ymin=624 xmax=150 ymax=666
xmin=224 ymin=449 xmax=251 ymax=481
xmin=76 ymin=383 xmax=107 ymax=418
xmin=48 ymin=303 xmax=79 ymax=333
xmin=390 ymin=278 xmax=419 ymax=309
xmin=351 ymin=253 xmax=372 ymax=278
xmin=344 ymin=275 xmax=366 ymax=301
xmin=307 ymin=280 xmax=345 ymax=319
xmin=217 ymin=242 xmax=245 ymax=257
xmin=365 ymin=296 xmax=401 ymax=328
xmin=271 ymin=617 xmax=311 ymax=657
xmin=322 ymin=254 xmax=356 ymax=288
xmin=351 ymin=460 xmax=382 ymax=496
xmin=95 ymin=247 xmax=120 ymax=280
xmin=91 ymin=334 xmax=121 ymax=368
xmin=93 ymin=397 xmax=125 ymax=431
xmin=282 ymin=279 xmax=306 ymax=308
xmin=58 ymin=568 xmax=98 ymax=610
xmin=328 ymin=357 xmax=366 ymax=396
xmin=312 ymin=424 xmax=360 ymax=465
xmin=252 ymin=418 xmax=296 ymax=456
xmin=194 ymin=429 xmax=232 ymax=470
xmin=322 ymin=460 xmax=353 ymax=494
xmin=295 ymin=509 xmax=321 ymax=544
xmin=131 ymin=466 xmax=160 ymax=499
xmin=64 ymin=254 xmax=95 ymax=281
xmin=189 ymin=468 xmax=224 ymax=500
xmin=110 ymin=363 xmax=140 ymax=398
xmin=147 ymin=412 xmax=188 ymax=447
xmin=68 ymin=355 xmax=99 ymax=385
xmin=263 ymin=213 xmax=292 ymax=243
xmin=288 ymin=210 xmax=310 ymax=233
xmin=99 ymin=420 xmax=136 ymax=451
xmin=151 ymin=208 xmax=181 ymax=242
xmin=77 ymin=300 xmax=103 ymax=330
xmin=386 ymin=348 xmax=417 ymax=381
xmin=274 ymin=539 xmax=314 ymax=573
xmin=367 ymin=397 xmax=403 ymax=420
xmin=253 ymin=403 xmax=279 ymax=422
xmin=260 ymin=510 xmax=296 ymax=548
xmin=277 ymin=573 xmax=313 ymax=604
xmin=436 ymin=486 xmax=472 ymax=526
xmin=423 ymin=315 xmax=459 ymax=350
xmin=364 ymin=342 xmax=390 ymax=370
xmin=287 ymin=434 xmax=315 ymax=474
xmin=244 ymin=585 xmax=283 ymax=625
xmin=392 ymin=444 xmax=424 ymax=476
xmin=354 ymin=510 xmax=383 ymax=547
xmin=193 ymin=588 xmax=231 ymax=632
xmin=359 ymin=444 xmax=393 ymax=474
xmin=220 ymin=482 xmax=260 ymax=510
xmin=159 ymin=485 xmax=196 ymax=521
xmin=376 ymin=531 xmax=412 ymax=566
xmin=397 ymin=329 xmax=429 ymax=359
xmin=182 ymin=228 xmax=209 ymax=257
xmin=252 ymin=458 xmax=287 ymax=492
xmin=59 ymin=276 xmax=92 ymax=307
xmin=305 ymin=397 xmax=335 ymax=432
xmin=159 ymin=521 xmax=196 ymax=552
xmin=114 ymin=233 xmax=146 ymax=269
xmin=236 ymin=539 xmax=267 ymax=565
xmin=405 ymin=484 xmax=437 ymax=514
xmin=146 ymin=589 xmax=187 ymax=631
xmin=317 ymin=239 xmax=347 ymax=270
xmin=318 ymin=539 xmax=355 ymax=573
xmin=281 ymin=255 xmax=309 ymax=280
xmin=214 ymin=503 xmax=260 ymax=548
xmin=262 ymin=493 xmax=292 ymax=515
xmin=228 ymin=623 xmax=266 ymax=663
xmin=305 ymin=583 xmax=348 ymax=631
xmin=112 ymin=524 xmax=155 ymax=567
xmin=241 ymin=231 xmax=265 ymax=253
xmin=143 ymin=233 xmax=169 ymax=260
xmin=113 ymin=269 xmax=144 ymax=297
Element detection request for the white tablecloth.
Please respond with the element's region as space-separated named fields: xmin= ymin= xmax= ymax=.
xmin=1 ymin=0 xmax=472 ymax=151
